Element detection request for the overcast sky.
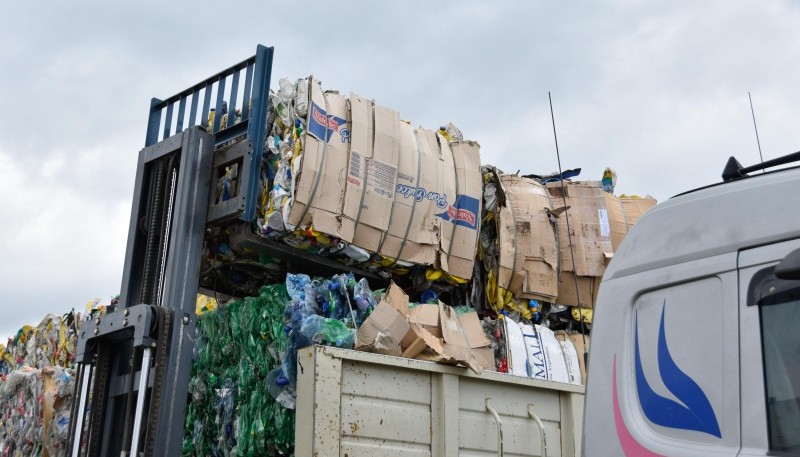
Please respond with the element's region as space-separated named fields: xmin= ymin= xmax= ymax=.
xmin=1 ymin=1 xmax=799 ymax=339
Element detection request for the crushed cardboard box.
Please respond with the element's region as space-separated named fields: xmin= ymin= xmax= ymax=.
xmin=355 ymin=283 xmax=493 ymax=373
xmin=354 ymin=301 xmax=409 ymax=357
xmin=355 ymin=283 xmax=410 ymax=357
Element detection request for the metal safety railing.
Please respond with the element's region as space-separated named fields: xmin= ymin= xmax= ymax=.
xmin=144 ymin=44 xmax=274 ymax=221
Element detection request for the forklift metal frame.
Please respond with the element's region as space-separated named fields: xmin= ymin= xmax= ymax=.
xmin=69 ymin=45 xmax=274 ymax=457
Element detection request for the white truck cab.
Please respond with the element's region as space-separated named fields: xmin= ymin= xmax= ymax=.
xmin=584 ymin=153 xmax=800 ymax=456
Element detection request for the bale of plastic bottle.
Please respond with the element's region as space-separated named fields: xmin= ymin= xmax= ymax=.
xmin=183 ymin=284 xmax=295 ymax=456
xmin=0 ymin=366 xmax=74 ymax=457
xmin=183 ymin=272 xmax=376 ymax=456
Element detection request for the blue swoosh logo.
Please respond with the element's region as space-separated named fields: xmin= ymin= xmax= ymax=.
xmin=634 ymin=301 xmax=721 ymax=438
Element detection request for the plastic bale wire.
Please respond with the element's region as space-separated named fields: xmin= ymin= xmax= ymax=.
xmin=183 ymin=284 xmax=294 ymax=457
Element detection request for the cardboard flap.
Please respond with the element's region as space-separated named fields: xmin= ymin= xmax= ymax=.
xmin=400 ymin=323 xmax=433 ymax=358
xmin=384 ymin=282 xmax=409 ymax=317
xmin=473 ymin=347 xmax=495 ymax=372
xmin=439 ymin=302 xmax=467 ymax=347
xmin=409 ymin=304 xmax=442 ymax=337
xmin=409 ymin=304 xmax=439 ymax=326
xmin=457 ymin=311 xmax=492 ymax=348
xmin=439 ymin=304 xmax=491 ymax=350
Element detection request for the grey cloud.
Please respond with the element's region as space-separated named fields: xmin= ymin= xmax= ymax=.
xmin=2 ymin=0 xmax=800 ymax=338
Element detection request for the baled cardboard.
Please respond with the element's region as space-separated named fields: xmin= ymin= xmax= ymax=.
xmin=604 ymin=193 xmax=657 ymax=251
xmin=621 ymin=196 xmax=657 ymax=226
xmin=346 ymin=95 xmax=401 ymax=252
xmin=282 ymin=77 xmax=482 ymax=278
xmin=289 ymin=77 xmax=355 ymax=240
xmin=377 ymin=129 xmax=482 ymax=278
xmin=497 ymin=175 xmax=558 ymax=302
xmin=437 ymin=140 xmax=483 ymax=279
xmin=379 ymin=128 xmax=449 ymax=266
xmin=547 ymin=181 xmax=613 ymax=277
xmin=604 ymin=193 xmax=629 ymax=253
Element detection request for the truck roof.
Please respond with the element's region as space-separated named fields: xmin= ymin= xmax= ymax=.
xmin=604 ymin=163 xmax=800 ymax=280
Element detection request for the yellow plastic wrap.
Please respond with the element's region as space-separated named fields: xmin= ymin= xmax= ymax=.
xmin=572 ymin=307 xmax=593 ymax=324
xmin=196 ymin=294 xmax=219 ymax=315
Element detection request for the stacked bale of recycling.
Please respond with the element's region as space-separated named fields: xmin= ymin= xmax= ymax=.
xmin=546 ymin=181 xmax=657 ymax=309
xmin=3 ymin=313 xmax=82 ymax=371
xmin=479 ymin=167 xmax=559 ymax=318
xmin=0 ymin=312 xmax=81 ymax=457
xmin=183 ymin=285 xmax=295 ymax=456
xmin=258 ymin=76 xmax=482 ymax=282
xmin=475 ymin=166 xmax=656 ymax=381
xmin=183 ymin=273 xmax=378 ymax=456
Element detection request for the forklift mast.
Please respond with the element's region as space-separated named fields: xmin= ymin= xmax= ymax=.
xmin=68 ymin=46 xmax=275 ymax=457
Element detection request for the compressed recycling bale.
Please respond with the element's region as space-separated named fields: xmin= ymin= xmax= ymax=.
xmin=183 ymin=284 xmax=295 ymax=456
xmin=183 ymin=273 xmax=378 ymax=456
xmin=260 ymin=76 xmax=482 ymax=280
xmin=0 ymin=366 xmax=74 ymax=457
xmin=496 ymin=175 xmax=558 ymax=303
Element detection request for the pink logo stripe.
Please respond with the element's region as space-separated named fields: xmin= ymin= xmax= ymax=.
xmin=614 ymin=355 xmax=666 ymax=457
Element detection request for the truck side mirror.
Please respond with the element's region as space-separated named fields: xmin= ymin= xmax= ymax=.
xmin=775 ymin=247 xmax=800 ymax=280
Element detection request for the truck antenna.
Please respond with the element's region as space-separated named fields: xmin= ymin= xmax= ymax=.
xmin=748 ymin=92 xmax=765 ymax=169
xmin=548 ymin=92 xmax=589 ymax=366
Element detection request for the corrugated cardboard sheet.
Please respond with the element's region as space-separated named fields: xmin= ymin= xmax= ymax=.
xmin=557 ymin=272 xmax=600 ymax=308
xmin=604 ymin=193 xmax=657 ymax=251
xmin=546 ymin=181 xmax=614 ymax=278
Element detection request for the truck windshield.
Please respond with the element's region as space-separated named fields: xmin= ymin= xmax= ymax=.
xmin=759 ymin=284 xmax=800 ymax=453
